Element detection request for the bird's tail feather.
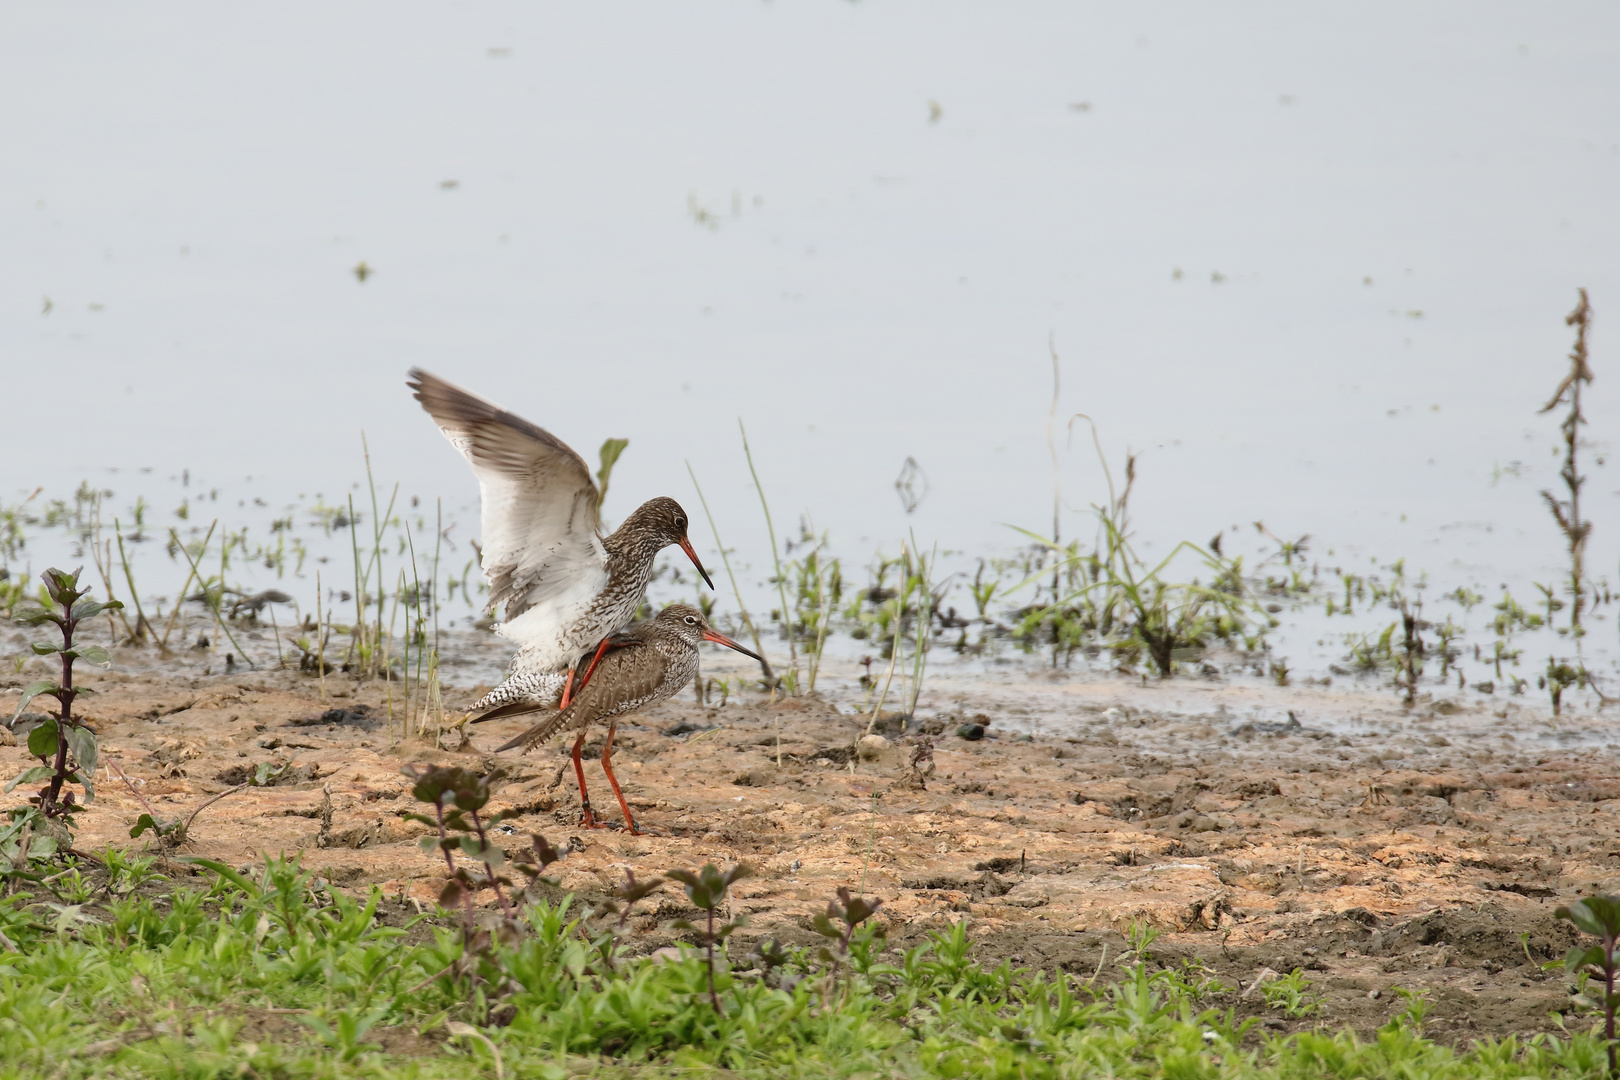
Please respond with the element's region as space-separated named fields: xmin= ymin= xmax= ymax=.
xmin=494 ymin=706 xmax=574 ymax=754
xmin=469 ymin=699 xmax=549 ymax=725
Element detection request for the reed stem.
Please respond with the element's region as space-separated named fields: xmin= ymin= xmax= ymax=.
xmin=114 ymin=519 xmax=154 ymax=646
xmin=739 ymin=420 xmax=798 ymax=691
xmin=686 ymin=460 xmax=774 ymax=684
xmin=160 ymin=521 xmax=218 ymax=651
xmin=316 ymin=569 xmax=327 ymax=703
xmin=167 ymin=526 xmax=253 ymax=668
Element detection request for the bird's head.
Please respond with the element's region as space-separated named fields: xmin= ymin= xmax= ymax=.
xmin=623 ymin=497 xmax=714 ymax=589
xmin=658 ymin=604 xmax=762 ymax=661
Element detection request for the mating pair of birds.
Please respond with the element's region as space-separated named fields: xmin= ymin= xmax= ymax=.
xmin=408 ymin=370 xmax=764 ymax=834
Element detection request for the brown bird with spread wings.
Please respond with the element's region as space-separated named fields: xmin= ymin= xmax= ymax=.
xmin=407 ymin=369 xmax=715 ymax=714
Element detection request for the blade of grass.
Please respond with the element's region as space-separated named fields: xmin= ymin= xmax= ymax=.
xmin=167 ymin=526 xmax=254 ymax=668
xmin=269 ymin=599 xmax=283 ymax=668
xmin=406 ymin=520 xmax=422 ymax=743
xmin=348 ymin=493 xmax=365 ymax=674
xmin=739 ymin=420 xmax=798 ymax=691
xmin=114 ymin=519 xmax=151 ymax=643
xmin=686 ymin=460 xmax=774 ymax=685
xmin=867 ymin=541 xmax=907 ymax=733
xmin=907 ymin=536 xmax=937 ymax=716
xmin=316 ymin=569 xmax=327 ymax=703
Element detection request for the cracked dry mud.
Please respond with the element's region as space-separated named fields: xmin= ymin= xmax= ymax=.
xmin=5 ymin=652 xmax=1619 ymax=1044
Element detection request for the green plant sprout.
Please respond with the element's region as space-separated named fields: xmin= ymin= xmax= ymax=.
xmin=667 ymin=862 xmax=754 ymax=1013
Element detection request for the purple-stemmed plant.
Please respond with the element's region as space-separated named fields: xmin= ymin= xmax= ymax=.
xmin=667 ymin=863 xmax=753 ymax=1013
xmin=1556 ymin=893 xmax=1620 ymax=1078
xmin=8 ymin=568 xmax=120 ymax=831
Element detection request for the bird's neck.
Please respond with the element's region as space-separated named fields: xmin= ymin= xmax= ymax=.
xmin=602 ymin=527 xmax=661 ymax=585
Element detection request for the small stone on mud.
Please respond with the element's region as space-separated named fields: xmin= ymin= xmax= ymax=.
xmin=857 ymin=734 xmax=890 ymax=760
xmin=956 ymin=723 xmax=985 ymax=741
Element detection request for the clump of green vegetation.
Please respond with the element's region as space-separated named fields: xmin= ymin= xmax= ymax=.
xmin=783 ymin=520 xmax=842 ymax=692
xmin=0 ymin=824 xmax=1612 ymax=1076
xmin=1012 ymin=447 xmax=1272 ymax=675
xmin=1544 ymin=658 xmax=1585 ymax=716
xmin=1262 ymin=968 xmax=1322 ymax=1018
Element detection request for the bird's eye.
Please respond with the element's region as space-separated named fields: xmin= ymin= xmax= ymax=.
xmin=685 ymin=615 xmax=698 ymax=625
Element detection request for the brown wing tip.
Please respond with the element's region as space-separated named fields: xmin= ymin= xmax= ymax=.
xmin=408 ymin=370 xmax=522 ymax=434
xmin=405 ymin=367 xmax=436 ymax=401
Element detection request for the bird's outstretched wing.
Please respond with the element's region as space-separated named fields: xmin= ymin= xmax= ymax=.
xmin=408 ymin=369 xmax=610 ymax=649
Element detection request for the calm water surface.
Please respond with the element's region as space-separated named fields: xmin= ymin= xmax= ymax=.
xmin=3 ymin=3 xmax=1619 ymax=690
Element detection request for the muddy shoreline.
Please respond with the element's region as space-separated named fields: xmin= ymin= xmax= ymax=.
xmin=4 ymin=647 xmax=1618 ymax=1042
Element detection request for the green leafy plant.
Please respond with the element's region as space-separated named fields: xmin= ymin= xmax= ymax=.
xmin=666 ymin=862 xmax=753 ymax=1012
xmin=9 ymin=567 xmax=120 ymax=828
xmin=0 ymin=807 xmax=57 ymax=884
xmin=1556 ymin=893 xmax=1620 ymax=1077
xmin=401 ymin=763 xmax=562 ymax=1010
xmin=1394 ymin=986 xmax=1431 ymax=1032
xmin=1545 ymin=657 xmax=1583 ymax=716
xmin=100 ymin=845 xmax=168 ymax=895
xmin=811 ymin=886 xmax=885 ymax=1000
xmin=403 ymin=765 xmax=560 ymax=923
xmin=1119 ymin=919 xmax=1160 ymax=966
xmin=586 ymin=869 xmax=667 ymax=972
xmin=595 ymin=436 xmax=630 ymax=512
xmin=1262 ymin=968 xmax=1322 ymax=1018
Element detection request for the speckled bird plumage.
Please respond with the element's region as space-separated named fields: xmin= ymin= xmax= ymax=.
xmin=491 ymin=604 xmax=712 ymax=754
xmin=473 ymin=605 xmax=762 ymax=833
xmin=407 ymin=370 xmax=712 ymax=713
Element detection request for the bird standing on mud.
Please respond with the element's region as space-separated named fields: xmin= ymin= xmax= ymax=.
xmin=407 ymin=369 xmax=717 ymax=714
xmin=474 ymin=604 xmax=762 ymax=833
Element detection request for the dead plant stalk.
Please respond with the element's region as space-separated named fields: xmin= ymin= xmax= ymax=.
xmin=1539 ymin=288 xmax=1594 ymax=635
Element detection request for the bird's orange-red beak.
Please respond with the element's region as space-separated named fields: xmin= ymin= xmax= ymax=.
xmin=702 ymin=628 xmax=763 ymax=663
xmin=680 ymin=535 xmax=716 ymax=590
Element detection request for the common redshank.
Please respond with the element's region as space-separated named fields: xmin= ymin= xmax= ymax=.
xmin=477 ymin=604 xmax=762 ymax=833
xmin=408 ymin=369 xmax=715 ymax=713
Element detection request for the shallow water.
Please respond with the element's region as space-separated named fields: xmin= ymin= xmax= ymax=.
xmin=4 ymin=3 xmax=1620 ymax=690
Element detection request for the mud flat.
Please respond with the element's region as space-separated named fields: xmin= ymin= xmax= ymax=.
xmin=5 ymin=648 xmax=1618 ymax=1042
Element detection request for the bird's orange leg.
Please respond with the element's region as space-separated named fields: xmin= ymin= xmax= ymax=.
xmin=560 ymin=637 xmax=616 ymax=709
xmin=599 ymin=721 xmax=640 ymax=835
xmin=578 ymin=638 xmax=615 ymax=692
xmin=559 ymin=659 xmax=580 ymax=710
xmin=571 ymin=729 xmax=606 ymax=829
